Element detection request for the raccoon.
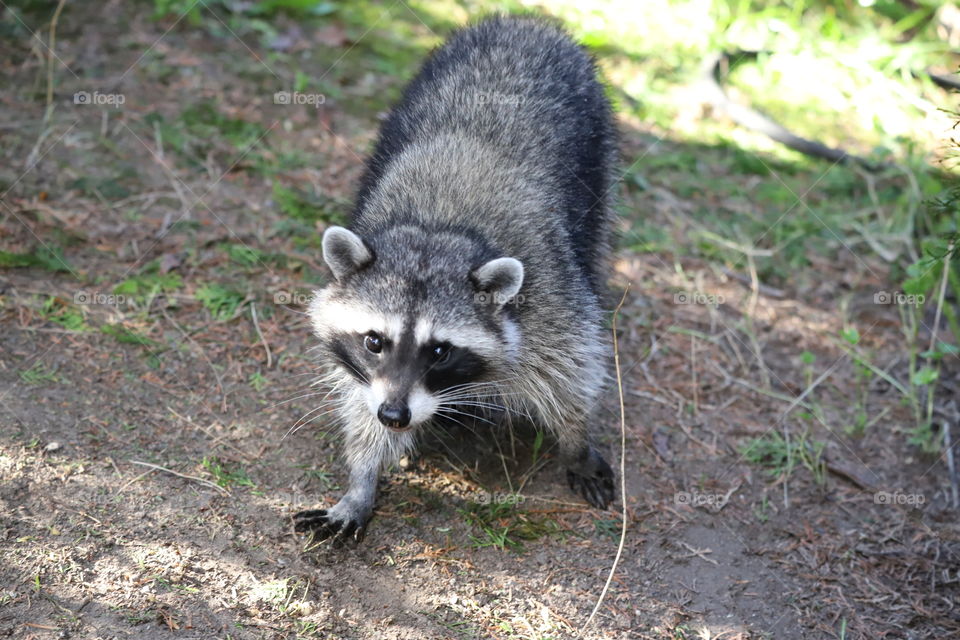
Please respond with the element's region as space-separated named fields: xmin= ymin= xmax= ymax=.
xmin=293 ymin=15 xmax=617 ymax=544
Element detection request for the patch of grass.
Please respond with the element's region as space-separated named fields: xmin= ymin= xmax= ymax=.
xmin=248 ymin=370 xmax=267 ymax=391
xmin=201 ymin=457 xmax=255 ymax=489
xmin=19 ymin=362 xmax=60 ymax=384
xmin=223 ymin=243 xmax=267 ymax=268
xmin=68 ymin=172 xmax=134 ymax=201
xmin=741 ymin=430 xmax=827 ymax=486
xmin=145 ymin=102 xmax=265 ymax=165
xmin=593 ymin=517 xmax=622 ymax=540
xmin=40 ymin=296 xmax=89 ymax=331
xmin=195 ymin=283 xmax=246 ymax=321
xmin=458 ymin=498 xmax=559 ymax=552
xmin=0 ymin=247 xmax=71 ymax=272
xmin=221 ymin=243 xmax=296 ymax=270
xmin=272 ymin=183 xmax=347 ymax=226
xmin=114 ymin=269 xmax=183 ymax=303
xmin=100 ymin=324 xmax=163 ymax=350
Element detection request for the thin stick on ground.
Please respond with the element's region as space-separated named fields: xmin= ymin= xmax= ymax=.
xmin=250 ymin=302 xmax=273 ymax=368
xmin=943 ymin=418 xmax=959 ymax=510
xmin=581 ymin=285 xmax=630 ymax=636
xmin=129 ymin=460 xmax=229 ymax=495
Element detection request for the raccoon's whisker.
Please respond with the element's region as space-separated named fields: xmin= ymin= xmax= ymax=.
xmin=434 ymin=393 xmax=527 ymax=411
xmin=436 ymin=406 xmax=497 ymax=426
xmin=443 ymin=402 xmax=506 ymax=424
xmin=283 ymin=410 xmax=339 ymax=441
xmin=269 ymin=392 xmax=335 ymax=408
xmin=283 ymin=404 xmax=340 ymax=441
xmin=272 ymin=382 xmax=347 ymax=408
xmin=337 ymin=361 xmax=369 ymax=384
xmin=436 ymin=396 xmax=507 ymax=409
xmin=437 ymin=386 xmax=520 ymax=396
xmin=281 ymin=407 xmax=339 ymax=440
xmin=439 ymin=379 xmax=518 ymax=393
xmin=453 ymin=402 xmax=534 ymax=422
xmin=431 ymin=412 xmax=481 ymax=439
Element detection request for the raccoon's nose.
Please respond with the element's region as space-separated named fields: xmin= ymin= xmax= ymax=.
xmin=377 ymin=403 xmax=411 ymax=431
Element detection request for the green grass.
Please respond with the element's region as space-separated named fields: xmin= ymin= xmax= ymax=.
xmin=40 ymin=297 xmax=89 ymax=331
xmin=143 ymin=102 xmax=266 ymax=168
xmin=195 ymin=283 xmax=247 ymax=321
xmin=114 ymin=269 xmax=183 ymax=303
xmin=458 ymin=498 xmax=561 ymax=552
xmin=741 ymin=429 xmax=826 ymax=485
xmin=19 ymin=362 xmax=60 ymax=385
xmin=201 ymin=457 xmax=256 ymax=489
xmin=0 ymin=247 xmax=72 ymax=272
xmin=272 ymin=183 xmax=348 ymax=226
xmin=100 ymin=323 xmax=163 ymax=350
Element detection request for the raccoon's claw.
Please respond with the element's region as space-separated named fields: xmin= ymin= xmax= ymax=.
xmin=566 ymin=457 xmax=615 ymax=510
xmin=293 ymin=508 xmax=368 ymax=546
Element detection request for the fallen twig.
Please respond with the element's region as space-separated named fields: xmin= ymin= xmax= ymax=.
xmin=129 ymin=459 xmax=229 ymax=495
xmin=250 ymin=302 xmax=273 ymax=368
xmin=581 ymin=285 xmax=630 ymax=635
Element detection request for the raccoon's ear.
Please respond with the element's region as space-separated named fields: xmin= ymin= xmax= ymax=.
xmin=322 ymin=226 xmax=373 ymax=281
xmin=472 ymin=257 xmax=524 ymax=307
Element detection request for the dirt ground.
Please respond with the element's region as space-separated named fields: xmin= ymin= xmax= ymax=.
xmin=2 ymin=3 xmax=959 ymax=639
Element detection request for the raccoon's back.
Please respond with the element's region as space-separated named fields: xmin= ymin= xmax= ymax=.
xmin=355 ymin=17 xmax=615 ymax=273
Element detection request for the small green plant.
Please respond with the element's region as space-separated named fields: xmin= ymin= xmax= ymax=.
xmin=899 ymin=234 xmax=959 ymax=451
xmin=530 ymin=429 xmax=544 ymax=467
xmin=0 ymin=247 xmax=71 ymax=272
xmin=273 ymin=182 xmax=347 ymax=225
xmin=114 ymin=271 xmax=182 ymax=302
xmin=458 ymin=498 xmax=557 ymax=552
xmin=19 ymin=362 xmax=59 ymax=384
xmin=223 ymin=244 xmax=265 ymax=268
xmin=40 ymin=297 xmax=88 ymax=331
xmin=753 ymin=494 xmax=770 ymax=523
xmin=195 ymin=284 xmax=246 ymax=321
xmin=799 ymin=350 xmax=815 ymax=387
xmin=248 ymin=370 xmax=267 ymax=391
xmin=593 ymin=517 xmax=621 ymax=540
xmin=100 ymin=324 xmax=163 ymax=350
xmin=298 ymin=465 xmax=336 ymax=490
xmin=741 ymin=429 xmax=826 ymax=486
xmin=201 ymin=457 xmax=255 ymax=489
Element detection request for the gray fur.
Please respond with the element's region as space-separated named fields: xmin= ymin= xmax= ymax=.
xmin=294 ymin=16 xmax=617 ymax=544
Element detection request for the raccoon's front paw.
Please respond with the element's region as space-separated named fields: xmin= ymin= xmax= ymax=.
xmin=566 ymin=453 xmax=615 ymax=510
xmin=293 ymin=505 xmax=370 ymax=546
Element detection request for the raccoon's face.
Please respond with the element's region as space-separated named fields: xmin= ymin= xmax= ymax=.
xmin=310 ymin=225 xmax=523 ymax=433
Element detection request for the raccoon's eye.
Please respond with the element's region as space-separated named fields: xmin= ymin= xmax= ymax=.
xmin=431 ymin=342 xmax=452 ymax=364
xmin=363 ymin=332 xmax=383 ymax=354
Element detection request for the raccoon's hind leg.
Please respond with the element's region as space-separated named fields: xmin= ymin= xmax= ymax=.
xmin=563 ymin=440 xmax=615 ymax=510
xmin=548 ymin=361 xmax=615 ymax=509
